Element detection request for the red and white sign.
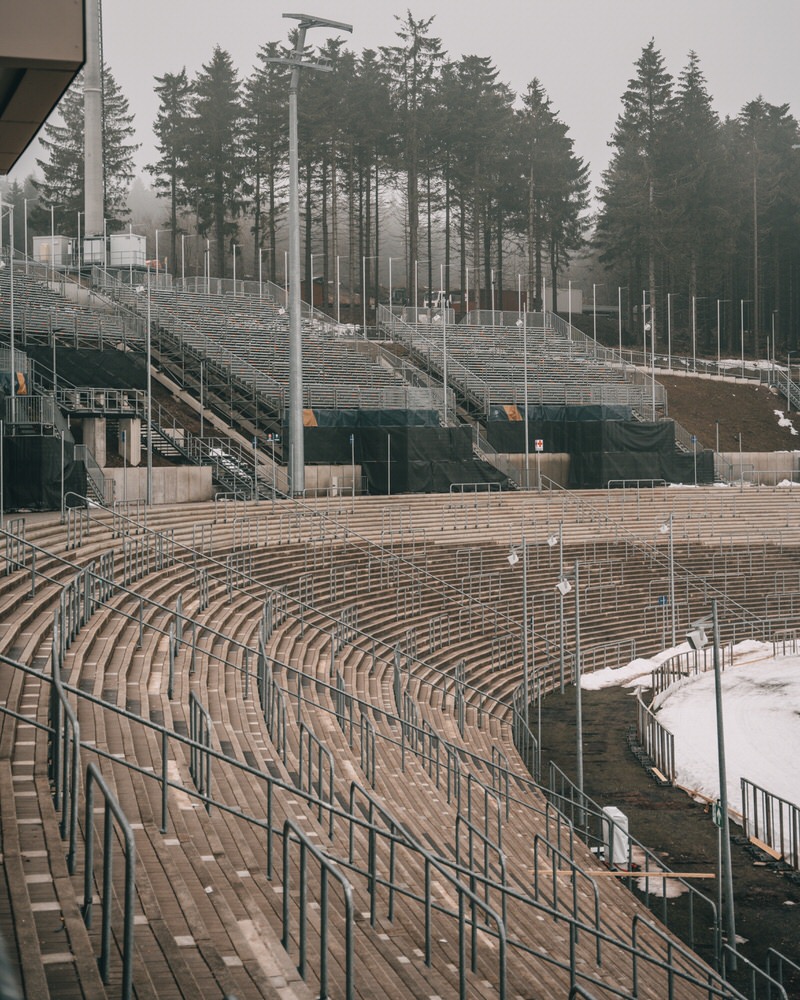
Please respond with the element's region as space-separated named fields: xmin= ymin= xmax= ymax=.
xmin=534 ymin=439 xmax=544 ymax=453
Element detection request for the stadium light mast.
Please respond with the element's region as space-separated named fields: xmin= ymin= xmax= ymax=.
xmin=276 ymin=13 xmax=353 ymax=496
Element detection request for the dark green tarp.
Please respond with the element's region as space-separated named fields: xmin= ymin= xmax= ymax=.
xmin=3 ymin=435 xmax=86 ymax=511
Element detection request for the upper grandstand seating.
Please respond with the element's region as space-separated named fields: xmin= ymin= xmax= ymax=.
xmin=0 ymin=264 xmax=129 ymax=349
xmin=389 ymin=309 xmax=665 ymax=415
xmin=2 ymin=485 xmax=797 ymax=998
xmin=113 ymin=285 xmax=435 ymax=412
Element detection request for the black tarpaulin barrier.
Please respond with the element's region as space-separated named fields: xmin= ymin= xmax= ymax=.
xmin=362 ymin=457 xmax=507 ymax=494
xmin=24 ymin=347 xmax=147 ymax=390
xmin=601 ymin=420 xmax=675 ymax=453
xmin=660 ymin=450 xmax=715 ymax=485
xmin=568 ymin=449 xmax=715 ymax=489
xmin=304 ymin=427 xmax=357 ymax=463
xmin=486 ymin=420 xmax=569 ymax=454
xmin=358 ymin=425 xmax=504 ymax=493
xmin=488 ymin=403 xmax=632 ymax=422
xmin=3 ymin=435 xmax=86 ymax=511
xmin=299 ymin=408 xmax=440 ymax=428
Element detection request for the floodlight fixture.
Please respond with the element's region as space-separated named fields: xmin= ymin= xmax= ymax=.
xmin=686 ymin=617 xmax=711 ymax=651
xmin=547 ymin=534 xmax=558 ymax=547
xmin=556 ymin=579 xmax=572 ymax=596
xmin=507 ymin=548 xmax=520 ymax=567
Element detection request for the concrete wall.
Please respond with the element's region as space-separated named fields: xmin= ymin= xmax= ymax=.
xmin=104 ymin=466 xmax=213 ymax=503
xmin=719 ymin=451 xmax=800 ymax=486
xmin=489 ymin=453 xmax=571 ymax=489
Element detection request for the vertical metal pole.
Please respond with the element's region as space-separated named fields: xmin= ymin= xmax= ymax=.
xmin=668 ymin=513 xmax=676 ymax=648
xmin=387 ymin=433 xmax=391 ymax=497
xmin=287 ymin=25 xmax=308 ymax=496
xmin=199 ymin=360 xmax=204 ymax=439
xmin=60 ymin=431 xmax=65 ymax=522
xmin=8 ymin=205 xmax=15 ymax=427
xmin=146 ymin=265 xmax=152 ymax=505
xmin=522 ymin=535 xmax=529 ymax=715
xmin=350 ymin=433 xmax=355 ymax=508
xmin=712 ymin=599 xmax=737 ymax=968
xmin=574 ymin=560 xmax=584 ymax=827
xmin=617 ymin=285 xmax=622 ymax=354
xmin=523 ymin=308 xmax=530 ymax=490
xmin=558 ymin=521 xmax=565 ymax=693
xmin=441 ymin=263 xmax=448 ymax=426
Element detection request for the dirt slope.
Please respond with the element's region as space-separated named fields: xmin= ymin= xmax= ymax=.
xmin=658 ymin=375 xmax=800 ymax=453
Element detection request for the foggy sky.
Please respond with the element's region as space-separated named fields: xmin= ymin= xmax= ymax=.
xmin=9 ymin=0 xmax=800 ymax=198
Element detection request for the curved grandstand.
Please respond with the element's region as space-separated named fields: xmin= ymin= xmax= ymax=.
xmin=1 ymin=258 xmax=799 ymax=999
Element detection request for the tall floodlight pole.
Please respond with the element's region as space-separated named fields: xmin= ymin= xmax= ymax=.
xmin=83 ymin=0 xmax=103 ymax=241
xmin=709 ymin=601 xmax=736 ymax=967
xmin=7 ymin=207 xmax=16 ymax=426
xmin=146 ymin=264 xmax=152 ymax=505
xmin=277 ymin=12 xmax=353 ymax=496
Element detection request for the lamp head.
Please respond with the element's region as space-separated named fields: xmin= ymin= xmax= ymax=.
xmin=686 ymin=627 xmax=707 ymax=651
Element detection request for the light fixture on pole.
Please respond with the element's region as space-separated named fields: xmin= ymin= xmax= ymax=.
xmin=568 ymin=278 xmax=573 ymax=330
xmin=3 ymin=206 xmax=16 ymax=425
xmin=548 ymin=522 xmax=566 ymax=692
xmin=146 ymin=263 xmax=152 ymax=505
xmin=558 ymin=560 xmax=582 ymax=825
xmin=388 ymin=256 xmax=402 ymax=321
xmin=362 ymin=254 xmax=377 ymax=337
xmin=50 ymin=204 xmax=56 ymax=285
xmin=516 ymin=311 xmax=530 ymax=488
xmin=686 ymin=605 xmax=737 ymax=968
xmin=593 ymin=283 xmax=603 ymax=357
xmin=413 ymin=258 xmax=430 ymax=318
xmin=716 ymin=299 xmax=730 ymax=376
xmin=440 ymin=263 xmax=449 ymax=426
xmin=740 ymin=299 xmax=752 ymax=376
xmin=274 ymin=11 xmax=353 ymax=496
xmin=336 ymin=254 xmax=342 ymax=324
xmin=659 ymin=514 xmax=676 ymax=647
xmin=507 ymin=535 xmax=531 ymax=727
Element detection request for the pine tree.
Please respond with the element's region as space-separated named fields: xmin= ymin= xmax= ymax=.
xmin=186 ymin=46 xmax=247 ymax=278
xmin=35 ymin=65 xmax=138 ymax=232
xmin=243 ymin=42 xmax=289 ymax=282
xmin=598 ymin=40 xmax=676 ymax=342
xmin=381 ymin=13 xmax=444 ymax=297
xmin=147 ymin=68 xmax=193 ymax=272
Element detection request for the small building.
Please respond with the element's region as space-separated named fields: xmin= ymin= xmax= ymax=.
xmin=32 ymin=234 xmax=72 ymax=266
xmin=109 ymin=233 xmax=146 ymax=267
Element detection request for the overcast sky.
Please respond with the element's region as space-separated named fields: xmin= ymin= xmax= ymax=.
xmin=9 ymin=0 xmax=800 ymax=197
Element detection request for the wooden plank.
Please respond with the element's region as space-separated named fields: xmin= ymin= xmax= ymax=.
xmin=749 ymin=836 xmax=782 ymax=861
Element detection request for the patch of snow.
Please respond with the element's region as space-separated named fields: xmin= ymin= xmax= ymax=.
xmin=773 ymin=409 xmax=799 ymax=436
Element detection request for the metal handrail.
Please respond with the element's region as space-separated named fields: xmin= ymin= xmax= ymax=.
xmin=5 ymin=641 xmax=747 ymax=1000
xmin=82 ymin=762 xmax=136 ymax=1000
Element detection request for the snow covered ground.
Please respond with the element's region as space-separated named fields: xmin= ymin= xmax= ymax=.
xmin=581 ymin=640 xmax=800 ymax=816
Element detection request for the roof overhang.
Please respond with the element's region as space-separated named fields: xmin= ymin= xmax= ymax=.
xmin=0 ymin=0 xmax=86 ymax=174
